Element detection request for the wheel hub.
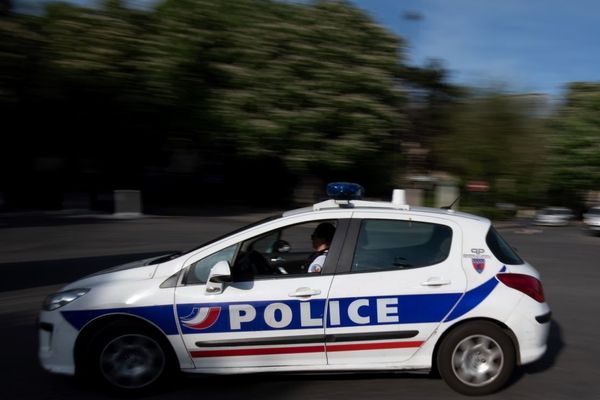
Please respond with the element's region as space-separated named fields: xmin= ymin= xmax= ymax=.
xmin=452 ymin=334 xmax=504 ymax=387
xmin=99 ymin=333 xmax=166 ymax=389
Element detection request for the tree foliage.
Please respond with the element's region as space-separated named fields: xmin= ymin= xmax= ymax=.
xmin=548 ymin=83 xmax=600 ymax=196
xmin=3 ymin=0 xmax=596 ymax=210
xmin=434 ymin=93 xmax=550 ymax=204
xmin=145 ymin=0 xmax=406 ymax=172
xmin=1 ymin=0 xmax=412 ymax=206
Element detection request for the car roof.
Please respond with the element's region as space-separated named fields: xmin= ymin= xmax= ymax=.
xmin=283 ymin=198 xmax=490 ymax=226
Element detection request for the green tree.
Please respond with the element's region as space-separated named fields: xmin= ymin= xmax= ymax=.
xmin=434 ymin=92 xmax=549 ymax=204
xmin=547 ymin=83 xmax=600 ymax=205
xmin=140 ymin=0 xmax=408 ymax=198
xmin=2 ymin=0 xmax=449 ymax=207
xmin=147 ymin=0 xmax=405 ymax=172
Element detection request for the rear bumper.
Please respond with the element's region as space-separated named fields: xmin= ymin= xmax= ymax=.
xmin=505 ymin=297 xmax=551 ymax=365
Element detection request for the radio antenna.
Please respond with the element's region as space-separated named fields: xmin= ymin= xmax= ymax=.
xmin=441 ymin=195 xmax=460 ymax=210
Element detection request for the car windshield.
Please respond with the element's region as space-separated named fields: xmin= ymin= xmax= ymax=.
xmin=588 ymin=208 xmax=600 ymax=215
xmin=148 ymin=214 xmax=281 ymax=265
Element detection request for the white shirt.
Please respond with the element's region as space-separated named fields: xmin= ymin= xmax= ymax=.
xmin=307 ymin=252 xmax=327 ymax=273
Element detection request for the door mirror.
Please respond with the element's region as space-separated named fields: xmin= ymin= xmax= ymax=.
xmin=208 ymin=260 xmax=232 ymax=283
xmin=206 ymin=260 xmax=232 ymax=294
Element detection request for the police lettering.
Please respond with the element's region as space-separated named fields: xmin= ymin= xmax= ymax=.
xmin=229 ymin=304 xmax=256 ymax=330
xmin=264 ymin=303 xmax=292 ymax=328
xmin=227 ymin=297 xmax=399 ymax=330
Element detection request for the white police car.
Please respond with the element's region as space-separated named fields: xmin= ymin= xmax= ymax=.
xmin=39 ymin=183 xmax=551 ymax=395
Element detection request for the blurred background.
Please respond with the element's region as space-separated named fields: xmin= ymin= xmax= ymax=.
xmin=2 ymin=3 xmax=600 ymax=398
xmin=1 ymin=0 xmax=599 ymax=217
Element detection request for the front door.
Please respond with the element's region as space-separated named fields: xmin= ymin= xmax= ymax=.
xmin=174 ymin=217 xmax=348 ymax=369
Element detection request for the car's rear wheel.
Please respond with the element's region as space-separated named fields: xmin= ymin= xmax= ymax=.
xmin=437 ymin=321 xmax=515 ymax=395
xmin=87 ymin=321 xmax=176 ymax=393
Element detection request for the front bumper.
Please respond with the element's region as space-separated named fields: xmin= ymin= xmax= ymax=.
xmin=38 ymin=310 xmax=79 ymax=375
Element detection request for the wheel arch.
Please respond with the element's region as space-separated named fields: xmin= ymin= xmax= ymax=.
xmin=73 ymin=313 xmax=180 ymax=375
xmin=431 ymin=317 xmax=520 ymax=374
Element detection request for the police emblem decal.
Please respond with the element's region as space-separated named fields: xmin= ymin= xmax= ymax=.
xmin=472 ymin=258 xmax=485 ymax=273
xmin=180 ymin=306 xmax=221 ymax=330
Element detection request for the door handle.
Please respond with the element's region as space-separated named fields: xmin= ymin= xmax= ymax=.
xmin=289 ymin=287 xmax=321 ymax=297
xmin=206 ymin=285 xmax=222 ymax=293
xmin=421 ymin=278 xmax=451 ymax=287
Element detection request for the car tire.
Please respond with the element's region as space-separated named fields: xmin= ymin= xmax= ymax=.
xmin=437 ymin=321 xmax=515 ymax=396
xmin=87 ymin=321 xmax=176 ymax=393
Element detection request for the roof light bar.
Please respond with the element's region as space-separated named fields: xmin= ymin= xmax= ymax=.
xmin=326 ymin=182 xmax=364 ymax=201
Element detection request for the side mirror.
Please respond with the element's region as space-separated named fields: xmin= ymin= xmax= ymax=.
xmin=274 ymin=240 xmax=291 ymax=253
xmin=206 ymin=260 xmax=232 ymax=294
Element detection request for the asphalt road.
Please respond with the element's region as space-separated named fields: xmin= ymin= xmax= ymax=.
xmin=0 ymin=215 xmax=598 ymax=400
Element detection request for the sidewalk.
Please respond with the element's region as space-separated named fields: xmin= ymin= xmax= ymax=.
xmin=0 ymin=207 xmax=283 ymax=228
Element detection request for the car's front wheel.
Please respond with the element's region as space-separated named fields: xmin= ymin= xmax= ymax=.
xmin=437 ymin=321 xmax=515 ymax=396
xmin=87 ymin=321 xmax=176 ymax=393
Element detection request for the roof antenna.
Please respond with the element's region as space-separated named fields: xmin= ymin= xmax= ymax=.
xmin=441 ymin=196 xmax=460 ymax=210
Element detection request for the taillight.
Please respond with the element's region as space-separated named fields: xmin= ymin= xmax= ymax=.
xmin=496 ymin=273 xmax=545 ymax=303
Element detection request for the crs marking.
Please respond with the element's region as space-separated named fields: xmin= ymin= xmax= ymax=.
xmin=463 ymin=248 xmax=491 ymax=259
xmin=180 ymin=306 xmax=221 ymax=330
xmin=472 ymin=258 xmax=486 ymax=273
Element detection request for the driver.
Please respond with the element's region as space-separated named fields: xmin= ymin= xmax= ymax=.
xmin=306 ymin=222 xmax=335 ymax=273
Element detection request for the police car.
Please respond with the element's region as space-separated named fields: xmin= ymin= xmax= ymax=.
xmin=39 ymin=183 xmax=551 ymax=395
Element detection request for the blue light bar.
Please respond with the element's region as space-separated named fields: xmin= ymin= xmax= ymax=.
xmin=326 ymin=182 xmax=364 ymax=200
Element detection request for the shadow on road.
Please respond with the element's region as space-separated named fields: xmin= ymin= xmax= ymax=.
xmin=1 ymin=313 xmax=564 ymax=400
xmin=509 ymin=319 xmax=564 ymax=387
xmin=521 ymin=319 xmax=565 ymax=374
xmin=35 ymin=371 xmax=443 ymax=400
xmin=0 ymin=251 xmax=175 ymax=292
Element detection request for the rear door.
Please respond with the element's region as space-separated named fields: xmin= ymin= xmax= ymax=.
xmin=325 ymin=212 xmax=466 ymax=365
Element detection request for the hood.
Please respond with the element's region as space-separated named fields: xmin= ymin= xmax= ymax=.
xmin=88 ymin=255 xmax=166 ymax=277
xmin=62 ymin=255 xmax=166 ymax=290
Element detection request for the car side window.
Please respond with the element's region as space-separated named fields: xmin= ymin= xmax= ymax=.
xmin=351 ymin=219 xmax=452 ymax=273
xmin=186 ymin=244 xmax=239 ymax=285
xmin=231 ymin=220 xmax=338 ymax=279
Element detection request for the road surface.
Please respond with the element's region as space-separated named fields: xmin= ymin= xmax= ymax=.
xmin=0 ymin=215 xmax=597 ymax=399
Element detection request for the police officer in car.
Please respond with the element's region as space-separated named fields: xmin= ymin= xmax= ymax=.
xmin=306 ymin=222 xmax=336 ymax=273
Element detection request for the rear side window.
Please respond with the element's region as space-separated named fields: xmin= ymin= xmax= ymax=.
xmin=486 ymin=227 xmax=523 ymax=265
xmin=352 ymin=219 xmax=452 ymax=272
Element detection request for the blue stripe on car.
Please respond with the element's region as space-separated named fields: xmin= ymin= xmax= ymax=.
xmin=61 ymin=305 xmax=179 ymax=335
xmin=60 ymin=272 xmax=503 ymax=335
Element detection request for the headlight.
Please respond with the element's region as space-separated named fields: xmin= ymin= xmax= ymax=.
xmin=43 ymin=289 xmax=90 ymax=311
